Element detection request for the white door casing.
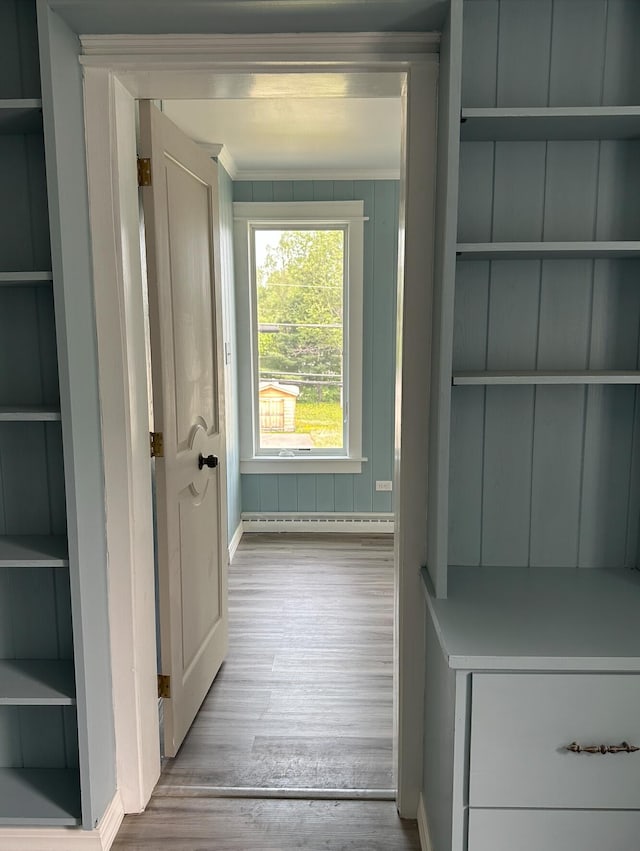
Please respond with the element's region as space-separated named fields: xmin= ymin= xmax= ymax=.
xmin=80 ymin=35 xmax=438 ymax=821
xmin=139 ymin=101 xmax=229 ymax=756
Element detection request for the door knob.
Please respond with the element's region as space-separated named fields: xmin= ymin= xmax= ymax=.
xmin=198 ymin=453 xmax=219 ymax=470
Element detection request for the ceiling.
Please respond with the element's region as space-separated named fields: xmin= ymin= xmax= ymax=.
xmin=161 ymin=95 xmax=403 ymax=179
xmin=53 ymin=0 xmax=448 ymax=35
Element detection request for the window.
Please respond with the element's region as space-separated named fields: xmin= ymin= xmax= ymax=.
xmin=234 ymin=201 xmax=365 ymax=473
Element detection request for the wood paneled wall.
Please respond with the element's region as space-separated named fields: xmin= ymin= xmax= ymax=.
xmin=0 ymin=0 xmax=40 ymax=100
xmin=450 ymin=0 xmax=640 ymax=568
xmin=233 ymin=180 xmax=399 ymax=515
xmin=462 ymin=0 xmax=640 ymax=109
xmin=0 ymin=0 xmax=75 ymax=781
xmin=450 ymin=259 xmax=640 ymax=567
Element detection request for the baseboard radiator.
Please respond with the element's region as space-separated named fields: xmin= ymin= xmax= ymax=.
xmin=241 ymin=512 xmax=394 ymax=533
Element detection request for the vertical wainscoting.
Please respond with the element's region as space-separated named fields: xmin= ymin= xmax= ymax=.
xmin=448 ymin=0 xmax=640 ymax=569
xmin=217 ymin=165 xmax=242 ymax=539
xmin=233 ymin=180 xmax=399 ymax=516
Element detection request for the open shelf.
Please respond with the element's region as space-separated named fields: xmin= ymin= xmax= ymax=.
xmin=0 ymin=407 xmax=61 ymax=422
xmin=0 ymin=100 xmax=43 ymax=135
xmin=460 ymin=107 xmax=640 ymax=141
xmin=423 ymin=566 xmax=640 ymax=672
xmin=0 ymin=661 xmax=75 ymax=706
xmin=0 ymin=536 xmax=69 ymax=567
xmin=453 ymin=371 xmax=640 ymax=386
xmin=456 ymin=242 xmax=640 ymax=260
xmin=0 ymin=272 xmax=53 ymax=286
xmin=0 ymin=769 xmax=80 ymax=826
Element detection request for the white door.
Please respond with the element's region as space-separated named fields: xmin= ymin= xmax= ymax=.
xmin=139 ymin=101 xmax=228 ymax=756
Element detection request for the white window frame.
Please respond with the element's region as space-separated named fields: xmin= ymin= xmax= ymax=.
xmin=234 ymin=200 xmax=365 ymax=473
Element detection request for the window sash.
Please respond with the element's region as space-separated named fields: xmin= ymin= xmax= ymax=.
xmin=250 ymin=223 xmax=348 ymax=456
xmin=234 ymin=200 xmax=364 ymax=472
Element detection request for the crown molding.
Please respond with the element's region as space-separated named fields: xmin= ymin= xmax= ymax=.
xmin=198 ymin=142 xmax=238 ymax=178
xmin=79 ymin=31 xmax=440 ymax=63
xmin=233 ymin=167 xmax=401 ymax=181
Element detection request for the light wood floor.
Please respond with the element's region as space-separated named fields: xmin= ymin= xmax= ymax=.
xmin=160 ymin=533 xmax=395 ymax=792
xmin=112 ymin=797 xmax=420 ymax=850
xmin=113 ymin=534 xmax=419 ymax=850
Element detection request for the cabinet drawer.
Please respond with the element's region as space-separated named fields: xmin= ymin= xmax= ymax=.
xmin=468 ymin=809 xmax=640 ymax=851
xmin=469 ymin=673 xmax=640 ymax=809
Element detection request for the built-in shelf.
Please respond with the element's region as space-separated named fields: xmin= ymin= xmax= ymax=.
xmin=453 ymin=370 xmax=640 ymax=386
xmin=0 ymin=661 xmax=75 ymax=706
xmin=423 ymin=566 xmax=640 ymax=672
xmin=0 ymin=536 xmax=69 ymax=568
xmin=0 ymin=769 xmax=81 ymax=826
xmin=0 ymin=271 xmax=52 ymax=286
xmin=456 ymin=241 xmax=640 ymax=260
xmin=0 ymin=407 xmax=61 ymax=422
xmin=0 ymin=100 xmax=43 ymax=135
xmin=460 ymin=106 xmax=640 ymax=141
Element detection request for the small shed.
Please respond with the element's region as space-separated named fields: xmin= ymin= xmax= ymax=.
xmin=258 ymin=382 xmax=300 ymax=432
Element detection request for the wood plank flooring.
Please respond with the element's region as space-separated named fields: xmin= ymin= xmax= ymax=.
xmin=113 ymin=534 xmax=421 ymax=850
xmin=158 ymin=534 xmax=395 ymax=792
xmin=112 ymin=797 xmax=420 ymax=850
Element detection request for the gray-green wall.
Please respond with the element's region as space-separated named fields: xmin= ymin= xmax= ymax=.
xmin=233 ymin=179 xmax=399 ymax=515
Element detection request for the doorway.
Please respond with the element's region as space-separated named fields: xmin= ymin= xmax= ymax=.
xmin=81 ymin=35 xmax=437 ymax=818
xmin=142 ymin=86 xmax=401 ymax=794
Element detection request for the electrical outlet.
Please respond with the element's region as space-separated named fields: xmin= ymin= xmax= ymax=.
xmin=376 ymin=480 xmax=392 ymax=492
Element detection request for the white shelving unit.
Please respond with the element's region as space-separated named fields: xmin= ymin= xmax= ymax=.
xmin=456 ymin=241 xmax=640 ymax=259
xmin=452 ymin=371 xmax=640 ymax=386
xmin=0 ymin=769 xmax=81 ymax=826
xmin=423 ymin=2 xmax=640 ymax=849
xmin=461 ymin=106 xmax=640 ymax=141
xmin=0 ymin=407 xmax=61 ymax=421
xmin=0 ymin=99 xmax=42 ymax=135
xmin=0 ymin=661 xmax=75 ymax=705
xmin=0 ymin=0 xmax=80 ymax=828
xmin=0 ymin=536 xmax=68 ymax=567
xmin=0 ymin=271 xmax=52 ymax=286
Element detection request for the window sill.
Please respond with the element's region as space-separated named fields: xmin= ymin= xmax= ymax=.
xmin=240 ymin=457 xmax=366 ymax=474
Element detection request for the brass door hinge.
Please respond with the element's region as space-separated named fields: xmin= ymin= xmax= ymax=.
xmin=137 ymin=157 xmax=152 ymax=187
xmin=150 ymin=431 xmax=164 ymax=458
xmin=157 ymin=674 xmax=171 ymax=699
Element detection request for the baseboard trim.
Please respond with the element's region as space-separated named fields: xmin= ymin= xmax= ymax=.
xmin=417 ymin=793 xmax=433 ymax=851
xmin=241 ymin=512 xmax=394 ymax=534
xmin=228 ymin=520 xmax=244 ymax=561
xmin=0 ymin=791 xmax=125 ymax=850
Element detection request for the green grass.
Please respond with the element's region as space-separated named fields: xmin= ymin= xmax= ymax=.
xmin=294 ymin=401 xmax=343 ymax=448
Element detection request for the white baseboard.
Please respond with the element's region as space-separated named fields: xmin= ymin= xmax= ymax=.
xmin=417 ymin=792 xmax=433 ymax=851
xmin=0 ymin=791 xmax=124 ymax=850
xmin=241 ymin=512 xmax=394 ymax=533
xmin=228 ymin=520 xmax=243 ymax=561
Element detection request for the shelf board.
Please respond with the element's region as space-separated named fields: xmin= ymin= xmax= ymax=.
xmin=460 ymin=106 xmax=640 ymax=141
xmin=453 ymin=370 xmax=640 ymax=386
xmin=424 ymin=566 xmax=640 ymax=671
xmin=0 ymin=99 xmax=43 ymax=135
xmin=0 ymin=536 xmax=69 ymax=567
xmin=456 ymin=241 xmax=640 ymax=260
xmin=0 ymin=271 xmax=52 ymax=286
xmin=0 ymin=660 xmax=75 ymax=706
xmin=0 ymin=769 xmax=80 ymax=826
xmin=0 ymin=407 xmax=61 ymax=422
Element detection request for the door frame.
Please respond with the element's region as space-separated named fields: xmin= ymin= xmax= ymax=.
xmin=80 ymin=33 xmax=438 ymax=818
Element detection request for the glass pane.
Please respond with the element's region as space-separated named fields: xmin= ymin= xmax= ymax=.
xmin=254 ymin=228 xmax=345 ymax=451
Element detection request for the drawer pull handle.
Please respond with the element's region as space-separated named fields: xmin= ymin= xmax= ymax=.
xmin=566 ymin=741 xmax=639 ymax=755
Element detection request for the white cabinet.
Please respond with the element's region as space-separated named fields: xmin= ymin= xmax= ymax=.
xmin=470 ymin=674 xmax=640 ymax=810
xmin=423 ymin=568 xmax=640 ymax=850
xmin=468 ymin=810 xmax=640 ymax=851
